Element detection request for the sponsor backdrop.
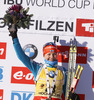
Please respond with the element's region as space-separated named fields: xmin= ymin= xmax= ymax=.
xmin=0 ymin=0 xmax=94 ymax=100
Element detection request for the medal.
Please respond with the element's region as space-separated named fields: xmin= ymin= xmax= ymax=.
xmin=43 ymin=64 xmax=58 ymax=99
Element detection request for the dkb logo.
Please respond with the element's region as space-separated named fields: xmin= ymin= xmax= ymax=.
xmin=0 ymin=66 xmax=3 ymax=82
xmin=11 ymin=91 xmax=35 ymax=100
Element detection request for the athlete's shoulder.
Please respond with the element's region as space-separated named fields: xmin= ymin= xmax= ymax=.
xmin=57 ymin=65 xmax=66 ymax=71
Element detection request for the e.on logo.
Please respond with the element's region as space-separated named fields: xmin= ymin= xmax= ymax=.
xmin=0 ymin=42 xmax=7 ymax=59
xmin=0 ymin=89 xmax=3 ymax=100
xmin=76 ymin=19 xmax=94 ymax=37
xmin=11 ymin=66 xmax=35 ymax=84
xmin=57 ymin=46 xmax=87 ymax=64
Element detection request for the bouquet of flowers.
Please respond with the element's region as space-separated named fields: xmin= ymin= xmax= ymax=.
xmin=4 ymin=4 xmax=33 ymax=29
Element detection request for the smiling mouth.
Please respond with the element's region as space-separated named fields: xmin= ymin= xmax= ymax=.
xmin=48 ymin=58 xmax=56 ymax=61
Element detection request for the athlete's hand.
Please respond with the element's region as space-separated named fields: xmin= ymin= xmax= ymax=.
xmin=68 ymin=91 xmax=80 ymax=100
xmin=8 ymin=24 xmax=17 ymax=39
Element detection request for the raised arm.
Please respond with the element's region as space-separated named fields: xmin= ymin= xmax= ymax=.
xmin=8 ymin=24 xmax=41 ymax=79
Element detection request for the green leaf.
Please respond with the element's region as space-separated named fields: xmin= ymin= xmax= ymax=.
xmin=4 ymin=14 xmax=13 ymax=24
xmin=20 ymin=8 xmax=24 ymax=13
xmin=24 ymin=21 xmax=29 ymax=28
xmin=3 ymin=5 xmax=33 ymax=29
xmin=17 ymin=20 xmax=22 ymax=28
xmin=30 ymin=14 xmax=33 ymax=17
xmin=25 ymin=7 xmax=29 ymax=14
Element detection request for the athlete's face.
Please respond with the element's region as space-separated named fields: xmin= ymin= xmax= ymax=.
xmin=44 ymin=52 xmax=57 ymax=61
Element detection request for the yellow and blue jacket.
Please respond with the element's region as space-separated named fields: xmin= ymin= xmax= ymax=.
xmin=13 ymin=38 xmax=67 ymax=100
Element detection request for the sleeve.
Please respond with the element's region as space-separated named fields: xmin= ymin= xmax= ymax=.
xmin=58 ymin=66 xmax=67 ymax=97
xmin=13 ymin=38 xmax=40 ymax=79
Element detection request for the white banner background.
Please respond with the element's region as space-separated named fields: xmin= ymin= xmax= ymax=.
xmin=0 ymin=0 xmax=94 ymax=100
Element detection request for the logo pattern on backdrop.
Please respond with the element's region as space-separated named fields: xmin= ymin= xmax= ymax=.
xmin=92 ymin=71 xmax=94 ymax=88
xmin=57 ymin=46 xmax=87 ymax=64
xmin=11 ymin=66 xmax=35 ymax=84
xmin=0 ymin=89 xmax=3 ymax=100
xmin=11 ymin=91 xmax=35 ymax=100
xmin=23 ymin=44 xmax=38 ymax=59
xmin=0 ymin=66 xmax=3 ymax=82
xmin=76 ymin=19 xmax=94 ymax=37
xmin=0 ymin=42 xmax=7 ymax=59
